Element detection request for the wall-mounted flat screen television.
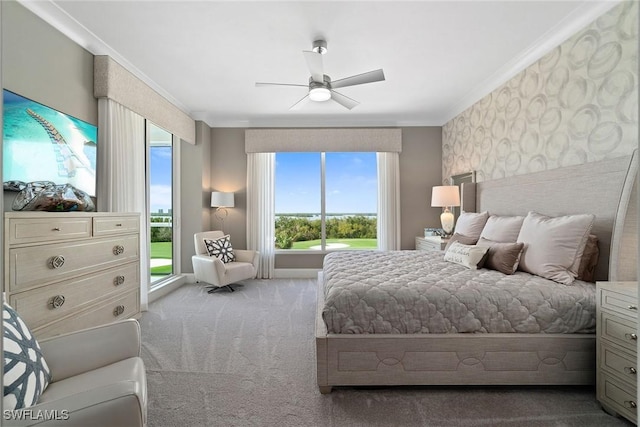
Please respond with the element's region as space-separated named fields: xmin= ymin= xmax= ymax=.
xmin=3 ymin=89 xmax=97 ymax=197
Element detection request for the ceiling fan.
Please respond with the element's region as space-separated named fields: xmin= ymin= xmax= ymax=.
xmin=255 ymin=39 xmax=385 ymax=110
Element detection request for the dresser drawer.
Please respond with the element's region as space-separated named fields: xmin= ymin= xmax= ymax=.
xmin=8 ymin=234 xmax=139 ymax=291
xmin=600 ymin=311 xmax=638 ymax=353
xmin=599 ymin=372 xmax=638 ymax=423
xmin=33 ymin=289 xmax=140 ymax=339
xmin=93 ymin=215 xmax=139 ymax=237
xmin=9 ymin=262 xmax=140 ymax=330
xmin=600 ymin=341 xmax=638 ymax=388
xmin=601 ymin=287 xmax=638 ymax=320
xmin=7 ymin=216 xmax=92 ymax=245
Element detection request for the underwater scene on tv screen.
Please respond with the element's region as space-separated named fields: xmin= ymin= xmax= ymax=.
xmin=3 ymin=89 xmax=97 ymax=197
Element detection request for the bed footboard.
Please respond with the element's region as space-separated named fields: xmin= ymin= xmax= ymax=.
xmin=315 ymin=277 xmax=595 ymax=394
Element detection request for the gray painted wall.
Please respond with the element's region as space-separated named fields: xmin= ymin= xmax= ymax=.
xmin=2 ymin=1 xmax=96 ymax=125
xmin=209 ymin=126 xmax=443 ymax=269
xmin=179 ymin=122 xmax=212 ymax=273
xmin=210 ymin=128 xmax=248 ymax=250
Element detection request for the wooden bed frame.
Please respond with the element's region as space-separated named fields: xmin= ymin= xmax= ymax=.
xmin=316 ymin=152 xmax=638 ymax=394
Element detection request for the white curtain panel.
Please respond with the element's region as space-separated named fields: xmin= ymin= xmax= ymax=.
xmin=246 ymin=152 xmax=275 ymax=278
xmin=377 ymin=152 xmax=401 ymax=250
xmin=97 ymin=98 xmax=149 ymax=310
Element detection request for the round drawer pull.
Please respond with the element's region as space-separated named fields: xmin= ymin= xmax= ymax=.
xmin=629 ymin=305 xmax=638 ymax=310
xmin=113 ymin=245 xmax=125 ymax=255
xmin=115 ymin=223 xmax=123 ymax=227
xmin=624 ymin=400 xmax=637 ymax=410
xmin=113 ymin=305 xmax=125 ymax=316
xmin=49 ymin=295 xmax=66 ymax=309
xmin=625 ymin=366 xmax=637 ymax=375
xmin=626 ymin=333 xmax=638 ymax=341
xmin=114 ymin=275 xmax=126 ymax=286
xmin=52 ymin=227 xmax=61 ymax=232
xmin=48 ymin=255 xmax=65 ymax=269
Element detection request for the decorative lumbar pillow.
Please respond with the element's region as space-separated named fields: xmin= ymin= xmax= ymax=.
xmin=444 ymin=233 xmax=478 ymax=252
xmin=476 ymin=237 xmax=525 ymax=275
xmin=3 ymin=302 xmax=51 ymax=410
xmin=517 ymin=211 xmax=595 ymax=285
xmin=453 ymin=211 xmax=489 ymax=243
xmin=478 ymin=215 xmax=525 ymax=243
xmin=204 ymin=235 xmax=236 ymax=263
xmin=444 ymin=241 xmax=489 ymax=269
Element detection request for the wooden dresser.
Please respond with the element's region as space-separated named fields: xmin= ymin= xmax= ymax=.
xmin=4 ymin=212 xmax=141 ymax=339
xmin=596 ymin=281 xmax=638 ymax=424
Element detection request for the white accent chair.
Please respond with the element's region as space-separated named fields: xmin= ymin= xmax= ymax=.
xmin=24 ymin=320 xmax=147 ymax=426
xmin=192 ymin=231 xmax=259 ymax=292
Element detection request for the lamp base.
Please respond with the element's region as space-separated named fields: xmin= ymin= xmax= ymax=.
xmin=440 ymin=209 xmax=454 ymax=235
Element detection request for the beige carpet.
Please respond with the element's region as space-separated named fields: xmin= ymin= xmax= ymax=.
xmin=140 ymin=279 xmax=633 ymax=427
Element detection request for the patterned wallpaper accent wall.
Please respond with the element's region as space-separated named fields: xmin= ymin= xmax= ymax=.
xmin=442 ymin=1 xmax=638 ymax=183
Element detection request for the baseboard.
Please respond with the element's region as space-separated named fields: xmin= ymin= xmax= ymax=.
xmin=148 ymin=275 xmax=188 ymax=303
xmin=274 ymin=268 xmax=321 ymax=279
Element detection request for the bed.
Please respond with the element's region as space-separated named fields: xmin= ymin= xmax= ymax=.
xmin=316 ymin=152 xmax=638 ymax=394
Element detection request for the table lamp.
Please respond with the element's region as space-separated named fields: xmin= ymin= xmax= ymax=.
xmin=431 ymin=185 xmax=460 ymax=235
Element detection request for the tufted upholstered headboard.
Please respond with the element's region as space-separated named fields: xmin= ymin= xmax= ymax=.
xmin=460 ymin=151 xmax=638 ymax=282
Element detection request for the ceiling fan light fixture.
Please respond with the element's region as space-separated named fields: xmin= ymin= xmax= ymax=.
xmin=309 ymin=86 xmax=331 ymax=102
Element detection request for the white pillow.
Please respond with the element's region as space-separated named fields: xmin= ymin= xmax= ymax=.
xmin=517 ymin=211 xmax=595 ymax=285
xmin=479 ymin=215 xmax=525 ymax=243
xmin=454 ymin=211 xmax=489 ymax=242
xmin=444 ymin=241 xmax=489 ymax=269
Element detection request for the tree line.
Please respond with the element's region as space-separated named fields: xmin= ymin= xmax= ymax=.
xmin=275 ymin=215 xmax=377 ymax=249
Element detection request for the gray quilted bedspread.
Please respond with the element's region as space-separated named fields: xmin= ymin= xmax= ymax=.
xmin=322 ymin=251 xmax=596 ymax=334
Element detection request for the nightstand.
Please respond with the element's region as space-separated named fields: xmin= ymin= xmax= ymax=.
xmin=415 ymin=236 xmax=449 ymax=252
xmin=596 ymin=281 xmax=638 ymax=424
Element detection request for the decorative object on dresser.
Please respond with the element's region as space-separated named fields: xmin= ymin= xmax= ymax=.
xmin=4 ymin=212 xmax=141 ymax=339
xmin=415 ymin=236 xmax=448 ymax=252
xmin=596 ymin=281 xmax=638 ymax=424
xmin=430 ymin=185 xmax=460 ymax=235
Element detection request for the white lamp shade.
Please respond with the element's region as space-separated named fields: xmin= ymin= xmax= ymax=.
xmin=431 ymin=186 xmax=460 ymax=207
xmin=211 ymin=191 xmax=235 ymax=208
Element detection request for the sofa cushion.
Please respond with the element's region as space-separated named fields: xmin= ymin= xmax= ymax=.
xmin=3 ymin=302 xmax=51 ymax=409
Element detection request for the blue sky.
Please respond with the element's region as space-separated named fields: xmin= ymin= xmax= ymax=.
xmin=149 ymin=146 xmax=172 ymax=213
xmin=275 ymin=152 xmax=377 ymax=214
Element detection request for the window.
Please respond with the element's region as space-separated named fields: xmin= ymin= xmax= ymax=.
xmin=148 ymin=123 xmax=174 ymax=283
xmin=275 ymin=152 xmax=377 ymax=250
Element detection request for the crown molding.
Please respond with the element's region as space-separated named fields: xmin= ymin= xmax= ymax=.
xmin=17 ymin=0 xmax=192 ymax=116
xmin=438 ymin=0 xmax=622 ymax=125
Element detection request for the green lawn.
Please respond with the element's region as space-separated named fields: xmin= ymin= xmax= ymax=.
xmin=151 ymin=241 xmax=172 ymax=258
xmin=150 ymin=242 xmax=172 ymax=275
xmin=291 ymin=238 xmax=377 ymax=250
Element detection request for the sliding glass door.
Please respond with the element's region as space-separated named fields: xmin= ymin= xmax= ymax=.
xmin=148 ymin=122 xmax=174 ymax=284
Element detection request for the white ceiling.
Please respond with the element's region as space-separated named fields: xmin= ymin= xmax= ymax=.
xmin=23 ymin=0 xmax=619 ymax=128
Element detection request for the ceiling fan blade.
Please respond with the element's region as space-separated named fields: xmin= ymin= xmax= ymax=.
xmin=255 ymin=82 xmax=307 ymax=87
xmin=331 ymin=69 xmax=385 ymax=89
xmin=303 ymin=51 xmax=324 ymax=83
xmin=330 ymin=90 xmax=360 ymax=110
xmin=289 ymin=94 xmax=311 ymax=110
